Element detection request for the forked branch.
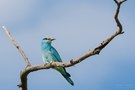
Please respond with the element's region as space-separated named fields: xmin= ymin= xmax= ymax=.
xmin=2 ymin=0 xmax=127 ymax=90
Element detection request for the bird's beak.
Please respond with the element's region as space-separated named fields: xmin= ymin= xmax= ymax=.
xmin=50 ymin=38 xmax=55 ymax=41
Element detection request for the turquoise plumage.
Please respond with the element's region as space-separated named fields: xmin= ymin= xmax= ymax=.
xmin=41 ymin=37 xmax=74 ymax=86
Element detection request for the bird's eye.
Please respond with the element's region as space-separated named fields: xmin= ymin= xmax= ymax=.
xmin=43 ymin=38 xmax=48 ymax=40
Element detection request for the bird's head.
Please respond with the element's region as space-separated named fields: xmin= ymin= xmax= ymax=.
xmin=42 ymin=37 xmax=55 ymax=44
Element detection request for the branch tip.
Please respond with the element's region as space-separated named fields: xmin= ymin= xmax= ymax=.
xmin=121 ymin=0 xmax=127 ymax=3
xmin=2 ymin=26 xmax=5 ymax=29
xmin=114 ymin=0 xmax=127 ymax=5
xmin=114 ymin=0 xmax=119 ymax=4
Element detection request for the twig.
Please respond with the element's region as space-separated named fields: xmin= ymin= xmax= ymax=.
xmin=2 ymin=26 xmax=31 ymax=67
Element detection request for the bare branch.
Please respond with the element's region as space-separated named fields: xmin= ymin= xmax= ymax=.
xmin=2 ymin=0 xmax=127 ymax=90
xmin=114 ymin=0 xmax=126 ymax=34
xmin=2 ymin=26 xmax=31 ymax=67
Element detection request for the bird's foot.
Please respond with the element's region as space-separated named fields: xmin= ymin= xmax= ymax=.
xmin=50 ymin=61 xmax=54 ymax=65
xmin=44 ymin=63 xmax=48 ymax=66
xmin=50 ymin=62 xmax=56 ymax=67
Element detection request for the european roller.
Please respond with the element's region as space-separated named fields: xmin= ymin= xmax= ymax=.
xmin=41 ymin=37 xmax=74 ymax=86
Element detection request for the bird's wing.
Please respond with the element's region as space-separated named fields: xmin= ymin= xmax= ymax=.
xmin=49 ymin=47 xmax=74 ymax=85
xmin=50 ymin=47 xmax=62 ymax=62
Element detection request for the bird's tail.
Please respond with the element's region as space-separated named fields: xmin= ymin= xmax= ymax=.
xmin=55 ymin=67 xmax=74 ymax=86
xmin=61 ymin=72 xmax=74 ymax=86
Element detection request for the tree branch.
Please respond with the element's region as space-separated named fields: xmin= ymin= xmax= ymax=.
xmin=2 ymin=26 xmax=31 ymax=67
xmin=2 ymin=0 xmax=127 ymax=90
xmin=114 ymin=0 xmax=126 ymax=33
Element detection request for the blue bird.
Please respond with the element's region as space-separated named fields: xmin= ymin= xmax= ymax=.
xmin=41 ymin=37 xmax=74 ymax=86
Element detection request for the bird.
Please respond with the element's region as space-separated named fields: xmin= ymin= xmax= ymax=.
xmin=41 ymin=37 xmax=74 ymax=86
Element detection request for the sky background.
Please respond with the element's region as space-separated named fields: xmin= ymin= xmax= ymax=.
xmin=0 ymin=0 xmax=135 ymax=90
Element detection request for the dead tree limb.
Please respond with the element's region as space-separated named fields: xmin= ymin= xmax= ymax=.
xmin=2 ymin=26 xmax=31 ymax=67
xmin=2 ymin=0 xmax=126 ymax=90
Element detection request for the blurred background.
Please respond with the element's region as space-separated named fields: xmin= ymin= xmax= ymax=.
xmin=0 ymin=0 xmax=135 ymax=90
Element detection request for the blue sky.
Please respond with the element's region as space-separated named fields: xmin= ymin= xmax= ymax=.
xmin=0 ymin=0 xmax=135 ymax=90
